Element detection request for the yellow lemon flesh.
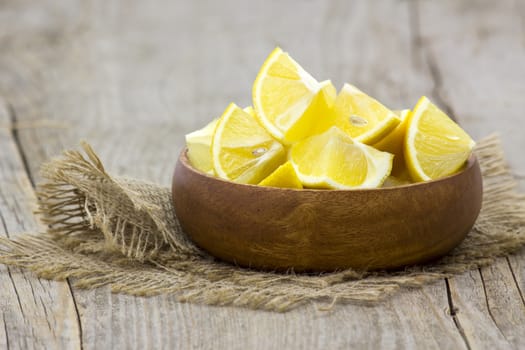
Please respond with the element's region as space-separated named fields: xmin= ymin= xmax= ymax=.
xmin=187 ymin=47 xmax=478 ymax=189
xmin=289 ymin=126 xmax=393 ymax=189
xmin=212 ymin=103 xmax=286 ymax=184
xmin=253 ymin=47 xmax=334 ymax=144
xmin=258 ymin=161 xmax=303 ymax=189
xmin=382 ymin=175 xmax=412 ymax=188
xmin=283 ymin=80 xmax=337 ymax=143
xmin=404 ymin=96 xmax=476 ymax=182
xmin=373 ymin=109 xmax=411 ymax=177
xmin=331 ymin=84 xmax=401 ymax=145
xmin=185 ymin=118 xmax=219 ymax=174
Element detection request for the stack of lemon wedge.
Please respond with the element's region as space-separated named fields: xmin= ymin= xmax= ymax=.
xmin=185 ymin=47 xmax=475 ymax=190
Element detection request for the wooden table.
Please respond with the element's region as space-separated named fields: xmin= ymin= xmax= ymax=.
xmin=1 ymin=1 xmax=524 ymax=348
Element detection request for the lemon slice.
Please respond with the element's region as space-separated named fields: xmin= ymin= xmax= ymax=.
xmin=373 ymin=109 xmax=410 ymax=176
xmin=212 ymin=103 xmax=286 ymax=184
xmin=289 ymin=126 xmax=393 ymax=189
xmin=258 ymin=161 xmax=303 ymax=189
xmin=253 ymin=47 xmax=330 ymax=144
xmin=331 ymin=84 xmax=401 ymax=144
xmin=185 ymin=118 xmax=219 ymax=174
xmin=404 ymin=96 xmax=476 ymax=182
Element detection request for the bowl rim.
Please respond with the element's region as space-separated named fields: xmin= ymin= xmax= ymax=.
xmin=176 ymin=148 xmax=479 ymax=193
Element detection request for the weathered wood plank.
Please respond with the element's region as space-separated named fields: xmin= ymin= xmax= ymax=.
xmin=446 ymin=268 xmax=520 ymax=348
xmin=0 ymin=99 xmax=82 ymax=349
xmin=74 ymin=283 xmax=465 ymax=350
xmin=507 ymin=251 xmax=525 ymax=330
xmin=0 ymin=0 xmax=523 ymax=348
xmin=416 ymin=0 xmax=525 ymax=348
xmin=480 ymin=259 xmax=525 ymax=346
xmin=416 ymin=0 xmax=525 ymax=187
xmin=0 ymin=0 xmax=462 ymax=348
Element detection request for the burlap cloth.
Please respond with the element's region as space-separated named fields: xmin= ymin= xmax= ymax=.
xmin=0 ymin=135 xmax=524 ymax=312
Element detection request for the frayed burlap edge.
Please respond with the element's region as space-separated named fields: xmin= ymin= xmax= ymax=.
xmin=0 ymin=135 xmax=524 ymax=312
xmin=34 ymin=141 xmax=204 ymax=261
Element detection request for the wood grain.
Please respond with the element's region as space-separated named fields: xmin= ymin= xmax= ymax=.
xmin=0 ymin=0 xmax=523 ymax=348
xmin=0 ymin=99 xmax=82 ymax=349
xmin=174 ymin=151 xmax=482 ymax=271
xmin=416 ymin=0 xmax=525 ymax=347
xmin=416 ymin=0 xmax=525 ymax=186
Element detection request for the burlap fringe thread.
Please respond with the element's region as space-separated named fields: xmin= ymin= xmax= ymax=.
xmin=0 ymin=135 xmax=524 ymax=312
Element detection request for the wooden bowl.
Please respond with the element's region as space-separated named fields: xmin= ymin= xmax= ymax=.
xmin=172 ymin=151 xmax=483 ymax=272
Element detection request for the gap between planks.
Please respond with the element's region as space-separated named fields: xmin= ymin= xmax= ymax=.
xmin=411 ymin=0 xmax=525 ymax=347
xmin=1 ymin=97 xmax=84 ymax=349
xmin=408 ymin=2 xmax=468 ymax=345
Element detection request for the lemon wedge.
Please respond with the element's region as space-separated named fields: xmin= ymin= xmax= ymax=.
xmin=283 ymin=80 xmax=337 ymax=143
xmin=212 ymin=103 xmax=286 ymax=184
xmin=253 ymin=47 xmax=333 ymax=144
xmin=185 ymin=118 xmax=219 ymax=174
xmin=331 ymin=84 xmax=401 ymax=145
xmin=404 ymin=96 xmax=475 ymax=182
xmin=289 ymin=126 xmax=393 ymax=189
xmin=259 ymin=161 xmax=303 ymax=189
xmin=373 ymin=109 xmax=410 ymax=177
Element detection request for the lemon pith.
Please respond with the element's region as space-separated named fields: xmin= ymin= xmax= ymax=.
xmin=253 ymin=47 xmax=329 ymax=145
xmin=373 ymin=109 xmax=411 ymax=177
xmin=331 ymin=84 xmax=401 ymax=145
xmin=185 ymin=118 xmax=219 ymax=174
xmin=259 ymin=161 xmax=303 ymax=189
xmin=212 ymin=103 xmax=286 ymax=184
xmin=404 ymin=96 xmax=475 ymax=182
xmin=289 ymin=126 xmax=393 ymax=189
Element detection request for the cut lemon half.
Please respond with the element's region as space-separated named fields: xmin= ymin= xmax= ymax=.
xmin=259 ymin=161 xmax=303 ymax=189
xmin=253 ymin=47 xmax=329 ymax=144
xmin=185 ymin=118 xmax=219 ymax=174
xmin=212 ymin=103 xmax=286 ymax=184
xmin=289 ymin=126 xmax=393 ymax=189
xmin=331 ymin=84 xmax=401 ymax=145
xmin=404 ymin=96 xmax=475 ymax=182
xmin=373 ymin=109 xmax=410 ymax=177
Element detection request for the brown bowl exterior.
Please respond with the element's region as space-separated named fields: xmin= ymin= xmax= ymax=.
xmin=172 ymin=151 xmax=483 ymax=272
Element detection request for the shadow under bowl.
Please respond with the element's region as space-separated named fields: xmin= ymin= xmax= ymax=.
xmin=172 ymin=151 xmax=483 ymax=272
